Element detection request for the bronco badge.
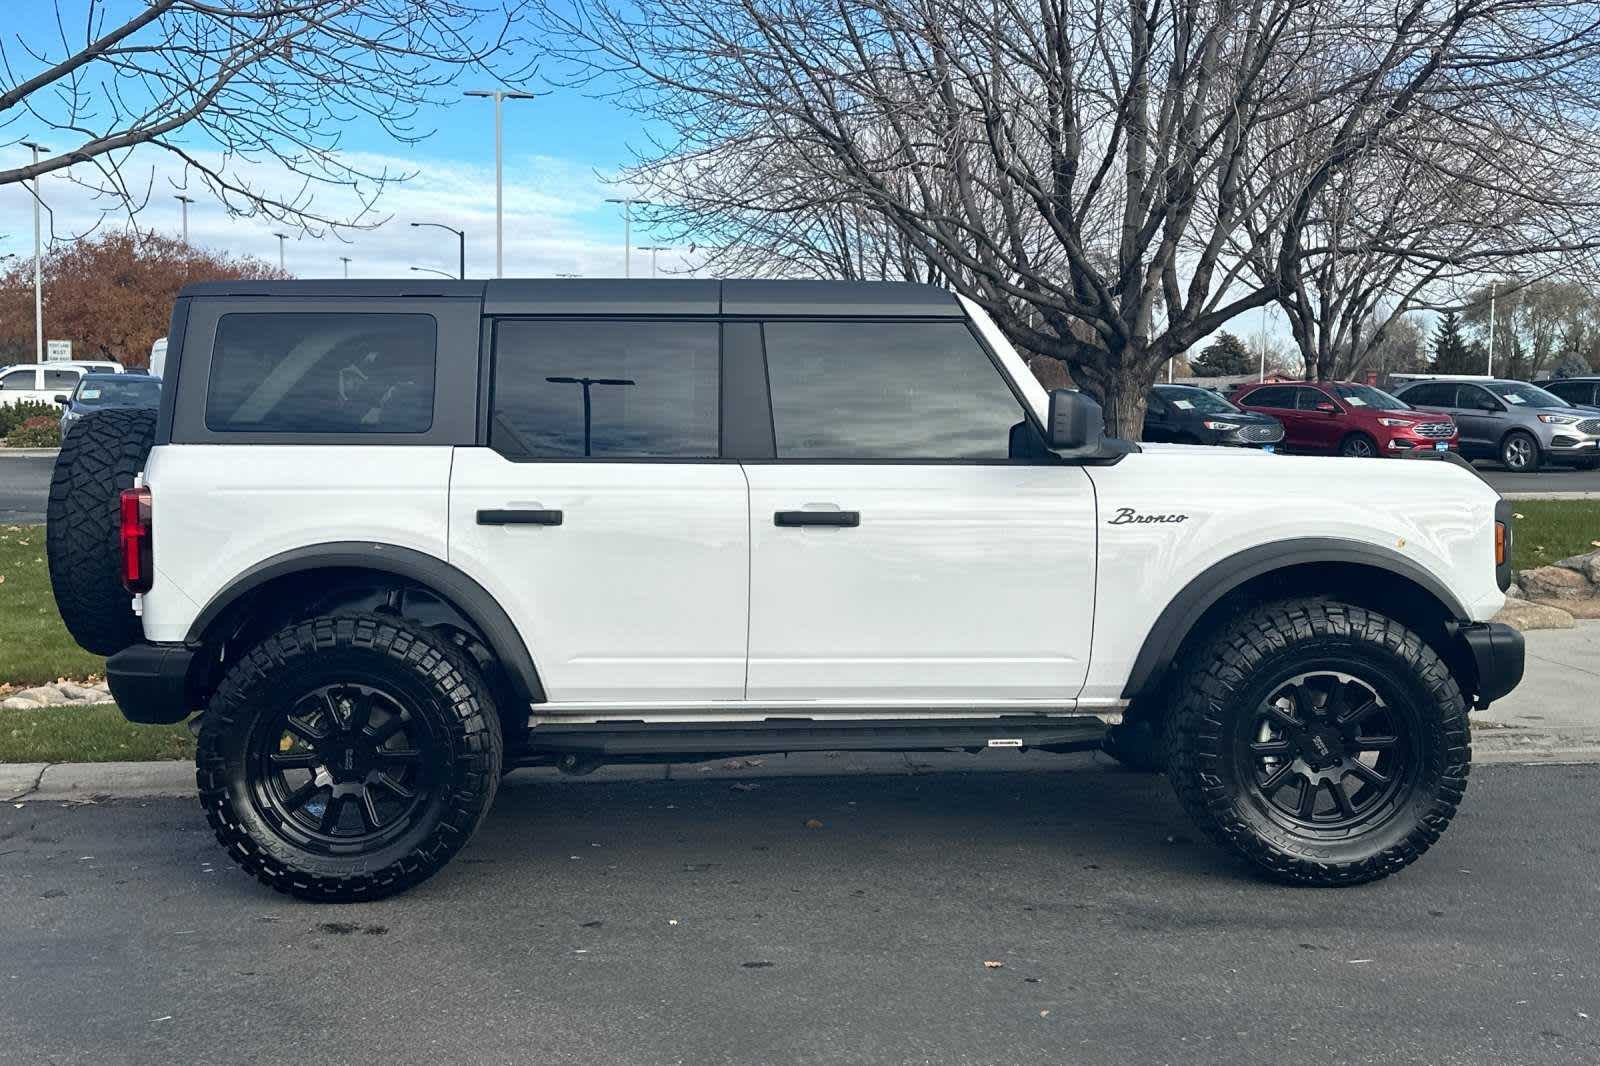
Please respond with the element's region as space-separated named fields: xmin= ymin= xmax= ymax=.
xmin=1108 ymin=507 xmax=1189 ymax=525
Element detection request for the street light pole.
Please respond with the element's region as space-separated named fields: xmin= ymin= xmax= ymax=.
xmin=339 ymin=256 xmax=352 ymax=279
xmin=639 ymin=245 xmax=670 ymax=278
xmin=21 ymin=141 xmax=49 ymax=364
xmin=409 ymin=221 xmax=467 ymax=278
xmin=464 ymin=89 xmax=535 ymax=278
xmin=174 ymin=194 xmax=195 ymax=243
xmin=272 ymin=232 xmax=290 ymax=272
xmin=409 ymin=265 xmax=457 ymax=279
xmin=545 ymin=375 xmax=636 ymax=456
xmin=605 ymin=198 xmax=652 ymax=277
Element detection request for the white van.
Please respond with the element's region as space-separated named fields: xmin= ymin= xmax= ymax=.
xmin=0 ymin=362 xmax=125 ymax=408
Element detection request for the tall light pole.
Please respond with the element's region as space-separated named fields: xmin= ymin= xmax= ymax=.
xmin=272 ymin=231 xmax=290 ymax=272
xmin=409 ymin=265 xmax=456 ymax=279
xmin=339 ymin=256 xmax=352 ymax=279
xmin=639 ymin=245 xmax=670 ymax=278
xmin=605 ymin=198 xmax=652 ymax=277
xmin=464 ymin=89 xmax=535 ymax=278
xmin=21 ymin=141 xmax=49 ymax=364
xmin=174 ymin=194 xmax=195 ymax=243
xmin=410 ymin=221 xmax=466 ymax=278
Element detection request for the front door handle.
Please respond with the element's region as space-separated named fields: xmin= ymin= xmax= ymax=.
xmin=775 ymin=510 xmax=860 ymax=528
xmin=478 ymin=509 xmax=563 ymax=526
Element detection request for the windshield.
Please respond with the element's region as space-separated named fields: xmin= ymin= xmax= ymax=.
xmin=74 ymin=378 xmax=161 ymax=407
xmin=1155 ymin=386 xmax=1238 ymax=415
xmin=1330 ymin=383 xmax=1409 ymax=410
xmin=1487 ymin=381 xmax=1570 ymax=409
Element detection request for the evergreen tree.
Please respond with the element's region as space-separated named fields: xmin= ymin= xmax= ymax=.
xmin=1192 ymin=331 xmax=1254 ymax=376
xmin=1430 ymin=312 xmax=1479 ymax=374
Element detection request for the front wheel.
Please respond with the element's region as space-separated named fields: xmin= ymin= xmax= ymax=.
xmin=197 ymin=614 xmax=503 ymax=902
xmin=1167 ymin=599 xmax=1469 ymax=886
xmin=1338 ymin=433 xmax=1379 ymax=458
xmin=1501 ymin=430 xmax=1541 ymax=472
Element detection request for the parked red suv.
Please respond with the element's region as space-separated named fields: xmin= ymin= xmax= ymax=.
xmin=1232 ymin=380 xmax=1458 ymax=458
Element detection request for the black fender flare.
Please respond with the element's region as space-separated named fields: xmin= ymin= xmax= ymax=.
xmin=1120 ymin=538 xmax=1470 ymax=701
xmin=186 ymin=542 xmax=546 ymax=703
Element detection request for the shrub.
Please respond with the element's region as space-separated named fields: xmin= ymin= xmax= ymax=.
xmin=0 ymin=400 xmax=57 ymax=436
xmin=5 ymin=415 xmax=61 ymax=448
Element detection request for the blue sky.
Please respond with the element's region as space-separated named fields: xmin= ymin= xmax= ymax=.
xmin=0 ymin=1 xmax=675 ymax=279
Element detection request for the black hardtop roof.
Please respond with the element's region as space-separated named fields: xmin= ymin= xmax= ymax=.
xmin=175 ymin=278 xmax=964 ymax=318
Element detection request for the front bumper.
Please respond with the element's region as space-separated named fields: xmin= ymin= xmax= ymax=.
xmin=105 ymin=643 xmax=201 ymax=724
xmin=1454 ymin=621 xmax=1525 ymax=709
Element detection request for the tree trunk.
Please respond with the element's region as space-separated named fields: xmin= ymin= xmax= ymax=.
xmin=1067 ymin=348 xmax=1151 ymax=441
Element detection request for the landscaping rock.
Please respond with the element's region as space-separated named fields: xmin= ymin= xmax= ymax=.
xmin=1492 ymin=598 xmax=1576 ymax=631
xmin=1547 ymin=597 xmax=1600 ymax=620
xmin=1518 ymin=565 xmax=1592 ymax=600
xmin=1552 ymin=549 xmax=1600 ymax=584
xmin=0 ymin=680 xmax=112 ymax=710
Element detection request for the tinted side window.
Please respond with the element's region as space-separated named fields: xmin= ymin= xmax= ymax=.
xmin=43 ymin=369 xmax=80 ymax=390
xmin=1548 ymin=381 xmax=1594 ymax=406
xmin=763 ymin=321 xmax=1027 ymax=460
xmin=1295 ymin=388 xmax=1329 ymax=411
xmin=206 ymin=313 xmax=436 ymax=433
xmin=1400 ymin=383 xmax=1443 ymax=405
xmin=1242 ymin=386 xmax=1294 ymax=408
xmin=491 ymin=320 xmax=719 ymax=459
xmin=0 ymin=369 xmax=35 ymax=391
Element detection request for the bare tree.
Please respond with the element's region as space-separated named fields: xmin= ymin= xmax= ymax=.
xmin=1 ymin=0 xmax=533 ymax=235
xmin=534 ymin=0 xmax=1600 ymax=436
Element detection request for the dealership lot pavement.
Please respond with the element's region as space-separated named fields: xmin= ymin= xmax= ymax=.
xmin=2 ymin=762 xmax=1598 ymax=1066
xmin=0 ymin=455 xmax=51 ymax=525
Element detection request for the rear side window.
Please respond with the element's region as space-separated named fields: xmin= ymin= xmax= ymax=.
xmin=43 ymin=369 xmax=80 ymax=390
xmin=0 ymin=369 xmax=35 ymax=391
xmin=762 ymin=321 xmax=1027 ymax=460
xmin=490 ymin=320 xmax=719 ymax=459
xmin=1241 ymin=385 xmax=1294 ymax=408
xmin=1295 ymin=388 xmax=1333 ymax=411
xmin=205 ymin=313 xmax=436 ymax=433
xmin=1548 ymin=381 xmax=1595 ymax=406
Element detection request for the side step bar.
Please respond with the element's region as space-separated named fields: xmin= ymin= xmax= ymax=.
xmin=511 ymin=716 xmax=1107 ymax=769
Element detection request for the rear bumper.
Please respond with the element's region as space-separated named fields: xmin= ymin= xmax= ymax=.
xmin=105 ymin=643 xmax=200 ymax=725
xmin=1454 ymin=622 xmax=1525 ymax=709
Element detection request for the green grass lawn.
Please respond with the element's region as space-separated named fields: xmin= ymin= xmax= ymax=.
xmin=0 ymin=703 xmax=193 ymax=762
xmin=0 ymin=524 xmax=105 ymax=687
xmin=1508 ymin=500 xmax=1600 ymax=573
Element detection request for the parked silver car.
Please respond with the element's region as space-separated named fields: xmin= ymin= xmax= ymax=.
xmin=1393 ymin=378 xmax=1600 ymax=472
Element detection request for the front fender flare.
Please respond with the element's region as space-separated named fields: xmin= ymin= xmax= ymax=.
xmin=1120 ymin=538 xmax=1470 ymax=701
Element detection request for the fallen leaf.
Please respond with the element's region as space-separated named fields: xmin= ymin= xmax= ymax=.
xmin=983 ymin=960 xmax=1004 ymax=970
xmin=668 ymin=919 xmax=679 ymax=926
xmin=804 ymin=818 xmax=824 ymax=829
xmin=0 ymin=575 xmax=5 ymax=584
xmin=1040 ymin=1010 xmax=1050 ymax=1018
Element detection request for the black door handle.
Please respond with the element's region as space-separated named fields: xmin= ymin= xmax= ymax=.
xmin=478 ymin=509 xmax=563 ymax=526
xmin=775 ymin=510 xmax=859 ymax=528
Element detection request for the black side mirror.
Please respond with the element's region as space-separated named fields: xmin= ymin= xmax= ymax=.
xmin=1047 ymin=389 xmax=1105 ymax=451
xmin=53 ymin=394 xmax=69 ymax=405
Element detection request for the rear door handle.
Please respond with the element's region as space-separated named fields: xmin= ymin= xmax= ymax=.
xmin=478 ymin=509 xmax=563 ymax=526
xmin=774 ymin=510 xmax=859 ymax=528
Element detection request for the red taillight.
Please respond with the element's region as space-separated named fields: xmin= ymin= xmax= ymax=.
xmin=119 ymin=486 xmax=152 ymax=594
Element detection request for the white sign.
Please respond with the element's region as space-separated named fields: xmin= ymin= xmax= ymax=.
xmin=45 ymin=340 xmax=72 ymax=362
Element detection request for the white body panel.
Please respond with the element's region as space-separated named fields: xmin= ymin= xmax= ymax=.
xmin=1077 ymin=443 xmax=1506 ymax=703
xmin=447 ymin=448 xmax=750 ymax=703
xmin=743 ymin=464 xmax=1096 ymax=701
xmin=138 ymin=445 xmax=454 ymax=642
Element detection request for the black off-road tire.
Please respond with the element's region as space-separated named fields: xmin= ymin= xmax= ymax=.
xmin=1167 ymin=599 xmax=1469 ymax=886
xmin=197 ymin=614 xmax=503 ymax=902
xmin=45 ymin=407 xmax=158 ymax=655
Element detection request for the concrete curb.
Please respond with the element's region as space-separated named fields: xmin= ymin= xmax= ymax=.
xmin=8 ymin=733 xmax=1600 ymax=803
xmin=0 ymin=448 xmax=59 ymax=459
xmin=1501 ymin=491 xmax=1600 ymax=500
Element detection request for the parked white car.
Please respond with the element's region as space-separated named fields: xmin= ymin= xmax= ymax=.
xmin=46 ymin=279 xmax=1523 ymax=902
xmin=1 ymin=361 xmax=125 ymax=408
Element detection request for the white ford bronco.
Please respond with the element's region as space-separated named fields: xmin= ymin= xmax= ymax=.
xmin=46 ymin=279 xmax=1523 ymax=901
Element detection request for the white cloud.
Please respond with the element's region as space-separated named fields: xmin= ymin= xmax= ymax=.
xmin=0 ymin=145 xmax=702 ymax=280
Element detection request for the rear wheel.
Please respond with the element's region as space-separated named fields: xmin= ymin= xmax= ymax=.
xmin=1167 ymin=599 xmax=1469 ymax=886
xmin=1338 ymin=433 xmax=1379 ymax=459
xmin=1500 ymin=430 xmax=1541 ymax=472
xmin=45 ymin=407 xmax=157 ymax=654
xmin=197 ymin=614 xmax=502 ymax=902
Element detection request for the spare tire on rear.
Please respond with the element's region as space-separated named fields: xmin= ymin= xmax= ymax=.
xmin=46 ymin=408 xmax=158 ymax=656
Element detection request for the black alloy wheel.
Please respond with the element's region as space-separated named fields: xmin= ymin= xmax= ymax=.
xmin=250 ymin=682 xmax=442 ymax=854
xmin=1236 ymin=672 xmax=1417 ymax=835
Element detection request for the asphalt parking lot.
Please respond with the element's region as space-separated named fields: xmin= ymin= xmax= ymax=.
xmin=3 ymin=759 xmax=1598 ymax=1066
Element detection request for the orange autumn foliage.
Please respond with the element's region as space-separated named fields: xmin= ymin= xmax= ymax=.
xmin=0 ymin=231 xmax=286 ymax=367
